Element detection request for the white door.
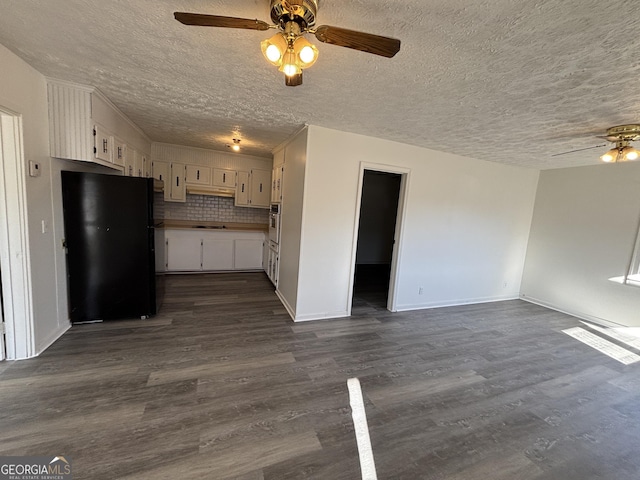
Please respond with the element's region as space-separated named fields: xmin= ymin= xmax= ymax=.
xmin=0 ymin=111 xmax=35 ymax=359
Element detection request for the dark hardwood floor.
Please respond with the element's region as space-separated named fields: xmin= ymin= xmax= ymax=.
xmin=1 ymin=272 xmax=640 ymax=479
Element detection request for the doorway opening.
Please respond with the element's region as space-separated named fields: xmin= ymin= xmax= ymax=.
xmin=352 ymin=170 xmax=403 ymax=313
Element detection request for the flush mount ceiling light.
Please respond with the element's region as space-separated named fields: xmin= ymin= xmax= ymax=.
xmin=174 ymin=0 xmax=401 ymax=86
xmin=599 ymin=125 xmax=640 ymax=163
xmin=227 ymin=138 xmax=241 ymax=152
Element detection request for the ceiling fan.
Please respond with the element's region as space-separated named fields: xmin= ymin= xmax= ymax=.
xmin=552 ymin=124 xmax=640 ymax=163
xmin=174 ymin=0 xmax=401 ymax=86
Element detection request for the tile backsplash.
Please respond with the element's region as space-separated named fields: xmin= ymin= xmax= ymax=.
xmin=156 ymin=193 xmax=269 ymax=224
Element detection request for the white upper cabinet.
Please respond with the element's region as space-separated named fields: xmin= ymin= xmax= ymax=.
xmin=185 ymin=165 xmax=211 ymax=185
xmin=124 ymin=147 xmax=135 ymax=176
xmin=212 ymin=168 xmax=237 ymax=188
xmin=169 ymin=163 xmax=186 ymax=202
xmin=152 ymin=160 xmax=170 ymax=183
xmin=113 ymin=137 xmax=126 ymax=167
xmin=93 ymin=125 xmax=113 ymax=164
xmin=250 ymin=169 xmax=271 ymax=208
xmin=47 ymin=79 xmax=151 ymax=171
xmin=235 ymin=171 xmax=250 ymax=206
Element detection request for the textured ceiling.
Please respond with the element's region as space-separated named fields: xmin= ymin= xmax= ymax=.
xmin=1 ymin=0 xmax=640 ymax=168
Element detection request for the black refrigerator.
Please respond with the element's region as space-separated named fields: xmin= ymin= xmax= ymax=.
xmin=61 ymin=171 xmax=161 ymax=323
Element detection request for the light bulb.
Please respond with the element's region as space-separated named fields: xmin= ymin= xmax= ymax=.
xmin=232 ymin=144 xmax=240 ymax=152
xmin=265 ymin=44 xmax=282 ymax=62
xmin=624 ymin=148 xmax=639 ymax=161
xmin=600 ymin=150 xmax=617 ymax=163
xmin=261 ymin=33 xmax=287 ymax=66
xmin=299 ymin=45 xmax=316 ymax=64
xmin=283 ymin=63 xmax=298 ymax=76
xmin=293 ymin=37 xmax=319 ymax=68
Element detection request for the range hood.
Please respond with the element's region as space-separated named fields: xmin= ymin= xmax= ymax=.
xmin=185 ymin=185 xmax=235 ymax=198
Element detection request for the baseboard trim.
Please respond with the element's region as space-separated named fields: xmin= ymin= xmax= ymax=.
xmin=519 ymin=295 xmax=625 ymax=328
xmin=31 ymin=322 xmax=71 ymax=359
xmin=293 ymin=311 xmax=350 ymax=322
xmin=275 ymin=289 xmax=296 ymax=321
xmin=395 ymin=294 xmax=520 ymax=312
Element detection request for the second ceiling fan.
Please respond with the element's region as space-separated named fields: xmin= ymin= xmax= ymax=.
xmin=175 ymin=0 xmax=401 ymax=86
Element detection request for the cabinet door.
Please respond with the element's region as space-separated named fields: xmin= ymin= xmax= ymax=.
xmin=169 ymin=163 xmax=186 ymax=202
xmin=134 ymin=151 xmax=144 ymax=177
xmin=166 ymin=235 xmax=202 ymax=271
xmin=133 ymin=153 xmax=146 ymax=177
xmin=262 ymin=240 xmax=270 ymax=273
xmin=93 ymin=125 xmax=112 ymax=163
xmin=124 ymin=148 xmax=135 ymax=176
xmin=272 ymin=165 xmax=283 ymax=203
xmin=250 ymin=169 xmax=271 ymax=208
xmin=186 ymin=165 xmax=211 ymax=185
xmin=142 ymin=154 xmax=151 ymax=178
xmin=152 ymin=160 xmax=170 ymax=183
xmin=235 ymin=171 xmax=250 ymax=206
xmin=202 ymin=238 xmax=234 ymax=270
xmin=113 ymin=138 xmax=126 ymax=167
xmin=234 ymin=239 xmax=263 ymax=270
xmin=212 ymin=168 xmax=237 ymax=188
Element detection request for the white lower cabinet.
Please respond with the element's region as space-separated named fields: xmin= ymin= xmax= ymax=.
xmin=234 ymin=239 xmax=264 ymax=270
xmin=166 ymin=231 xmax=202 ymax=271
xmin=165 ymin=229 xmax=264 ymax=272
xmin=202 ymin=238 xmax=234 ymax=270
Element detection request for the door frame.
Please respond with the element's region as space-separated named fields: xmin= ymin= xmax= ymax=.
xmin=347 ymin=162 xmax=411 ymax=315
xmin=0 ymin=108 xmax=35 ymax=360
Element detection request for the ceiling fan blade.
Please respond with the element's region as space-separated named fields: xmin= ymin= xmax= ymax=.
xmin=551 ymin=144 xmax=607 ymax=157
xmin=174 ymin=12 xmax=271 ymax=31
xmin=313 ymin=25 xmax=401 ymax=58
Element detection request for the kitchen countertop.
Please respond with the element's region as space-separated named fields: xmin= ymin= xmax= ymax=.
xmin=158 ymin=219 xmax=268 ymax=232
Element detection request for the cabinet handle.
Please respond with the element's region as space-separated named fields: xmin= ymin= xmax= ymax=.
xmin=159 ymin=174 xmax=163 ymax=181
xmin=223 ymin=172 xmax=226 ymax=183
xmin=103 ymin=139 xmax=108 ymax=153
xmin=259 ymin=183 xmax=263 ymax=193
xmin=176 ymin=176 xmax=179 ymax=187
xmin=242 ymin=183 xmax=245 ymax=193
xmin=197 ymin=170 xmax=200 ymax=180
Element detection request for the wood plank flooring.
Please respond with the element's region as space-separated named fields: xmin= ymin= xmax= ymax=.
xmin=1 ymin=272 xmax=640 ymax=479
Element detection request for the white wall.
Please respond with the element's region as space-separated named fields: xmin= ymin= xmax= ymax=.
xmin=0 ymin=45 xmax=139 ymax=358
xmin=291 ymin=125 xmax=539 ymax=321
xmin=0 ymin=43 xmax=66 ymax=355
xmin=521 ymin=162 xmax=640 ymax=327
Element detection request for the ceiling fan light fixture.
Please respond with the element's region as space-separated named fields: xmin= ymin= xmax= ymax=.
xmin=229 ymin=138 xmax=241 ymax=152
xmin=280 ymin=49 xmax=301 ymax=77
xmin=261 ymin=33 xmax=288 ymax=65
xmin=621 ymin=145 xmax=639 ymax=161
xmin=600 ymin=149 xmax=617 ymax=163
xmin=294 ymin=37 xmax=318 ymax=66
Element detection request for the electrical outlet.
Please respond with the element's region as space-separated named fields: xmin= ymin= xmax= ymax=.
xmin=503 ymin=281 xmax=508 ymax=288
xmin=419 ymin=286 xmax=424 ymax=295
